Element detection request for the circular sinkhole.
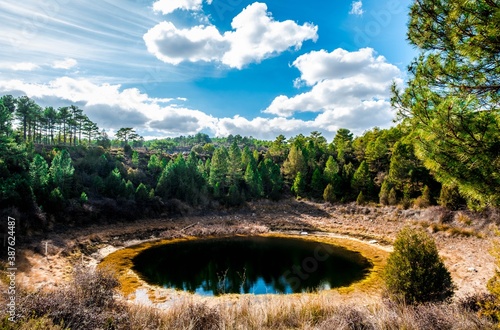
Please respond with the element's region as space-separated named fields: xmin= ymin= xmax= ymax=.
xmin=131 ymin=236 xmax=373 ymax=296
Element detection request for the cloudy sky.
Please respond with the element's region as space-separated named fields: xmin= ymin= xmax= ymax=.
xmin=0 ymin=0 xmax=414 ymax=140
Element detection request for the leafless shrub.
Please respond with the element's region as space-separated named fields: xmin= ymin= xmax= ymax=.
xmin=410 ymin=304 xmax=453 ymax=330
xmin=317 ymin=305 xmax=374 ymax=330
xmin=166 ymin=302 xmax=222 ymax=330
xmin=16 ymin=267 xmax=130 ymax=330
xmin=421 ymin=206 xmax=454 ymax=224
xmin=374 ymin=299 xmax=496 ymax=330
xmin=457 ymin=293 xmax=496 ymax=313
xmin=127 ymin=305 xmax=169 ymax=330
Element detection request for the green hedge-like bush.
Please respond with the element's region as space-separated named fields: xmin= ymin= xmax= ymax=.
xmin=384 ymin=227 xmax=455 ymax=304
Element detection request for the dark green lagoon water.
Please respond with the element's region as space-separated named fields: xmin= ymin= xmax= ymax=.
xmin=132 ymin=236 xmax=372 ymax=296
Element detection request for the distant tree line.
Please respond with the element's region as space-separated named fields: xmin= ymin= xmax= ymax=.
xmin=1 ymin=95 xmax=102 ymax=146
xmin=1 ymin=87 xmax=495 ymax=230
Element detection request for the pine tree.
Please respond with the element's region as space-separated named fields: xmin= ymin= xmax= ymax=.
xmin=0 ymin=95 xmax=15 ymax=136
xmin=79 ymin=192 xmax=88 ymax=205
xmin=241 ymin=146 xmax=256 ymax=170
xmin=227 ymin=183 xmax=244 ymax=206
xmin=124 ymin=180 xmax=135 ymax=199
xmin=30 ymin=154 xmax=50 ymax=200
xmin=356 ymin=191 xmax=365 ymax=205
xmin=259 ymin=158 xmax=282 ymax=200
xmin=379 ymin=179 xmax=390 ymax=205
xmin=323 ymin=184 xmax=336 ymax=204
xmin=49 ymin=149 xmax=75 ymax=197
xmin=147 ymin=154 xmax=163 ymax=180
xmin=268 ymin=134 xmax=287 ymax=163
xmin=365 ymin=136 xmax=389 ymax=173
xmin=15 ymin=96 xmax=37 ymax=141
xmin=311 ymin=168 xmax=325 ymax=199
xmin=209 ymin=147 xmax=229 ymax=197
xmin=115 ymin=127 xmax=139 ymax=147
xmin=416 ymin=185 xmax=432 ymax=208
xmin=82 ymin=115 xmax=99 ymax=145
xmin=156 ymin=154 xmax=205 ymax=205
xmin=44 ymin=106 xmax=58 ymax=145
xmin=335 ymin=162 xmax=355 ymax=201
xmin=244 ymin=162 xmax=262 ymax=199
xmin=388 ymin=187 xmax=397 ymax=206
xmin=282 ymin=145 xmax=306 ymax=181
xmin=386 ymin=141 xmax=424 ymax=197
xmin=228 ymin=141 xmax=243 ymax=185
xmin=105 ymin=168 xmax=123 ymax=198
xmin=333 ymin=128 xmax=353 ymax=165
xmin=57 ymin=107 xmax=71 ymax=144
xmin=131 ymin=151 xmax=139 ymax=168
xmin=48 ymin=187 xmax=65 ymax=210
xmin=291 ymin=172 xmax=305 ymax=198
xmin=323 ymin=156 xmax=339 ymax=183
xmin=393 ymin=0 xmax=500 ymax=207
xmin=135 ymin=183 xmax=149 ymax=204
xmin=351 ymin=161 xmax=373 ymax=198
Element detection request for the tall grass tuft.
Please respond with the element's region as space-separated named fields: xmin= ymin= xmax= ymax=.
xmin=16 ymin=266 xmax=130 ymax=329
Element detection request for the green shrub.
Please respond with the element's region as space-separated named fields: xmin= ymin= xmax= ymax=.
xmin=439 ymin=184 xmax=464 ymax=210
xmin=123 ymin=143 xmax=132 ymax=154
xmin=414 ymin=185 xmax=431 ymax=208
xmin=379 ymin=180 xmax=390 ymax=205
xmin=356 ymin=191 xmax=365 ymax=205
xmin=79 ymin=192 xmax=88 ymax=205
xmin=483 ymin=231 xmax=500 ymax=322
xmin=388 ymin=188 xmax=397 ymax=206
xmin=323 ymin=184 xmax=336 ymax=203
xmin=291 ymin=172 xmax=305 ymax=198
xmin=384 ymin=227 xmax=455 ymax=304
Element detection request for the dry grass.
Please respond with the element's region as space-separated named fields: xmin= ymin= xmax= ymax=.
xmin=2 ymin=263 xmax=498 ymax=330
xmin=14 ymin=267 xmax=130 ymax=329
xmin=117 ymin=293 xmax=497 ymax=330
xmin=416 ymin=220 xmax=480 ymax=238
xmin=126 ymin=294 xmax=497 ymax=330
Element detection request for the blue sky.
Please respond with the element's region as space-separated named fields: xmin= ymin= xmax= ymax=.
xmin=0 ymin=0 xmax=415 ymax=140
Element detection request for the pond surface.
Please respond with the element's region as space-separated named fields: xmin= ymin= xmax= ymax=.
xmin=132 ymin=236 xmax=372 ymax=296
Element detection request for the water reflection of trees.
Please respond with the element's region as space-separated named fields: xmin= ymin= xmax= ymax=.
xmin=132 ymin=237 xmax=372 ymax=295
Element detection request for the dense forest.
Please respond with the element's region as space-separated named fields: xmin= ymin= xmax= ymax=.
xmin=1 ymin=93 xmax=455 ymax=231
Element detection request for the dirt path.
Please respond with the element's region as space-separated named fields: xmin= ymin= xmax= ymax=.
xmin=15 ymin=200 xmax=498 ymax=303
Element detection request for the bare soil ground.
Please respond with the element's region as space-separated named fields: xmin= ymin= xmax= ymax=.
xmin=14 ymin=199 xmax=499 ymax=306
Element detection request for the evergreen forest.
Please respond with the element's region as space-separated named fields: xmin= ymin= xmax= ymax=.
xmin=0 ymin=93 xmax=473 ymax=231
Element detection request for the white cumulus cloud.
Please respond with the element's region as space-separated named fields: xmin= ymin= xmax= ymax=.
xmin=0 ymin=77 xmax=217 ymax=137
xmin=143 ymin=2 xmax=318 ymax=69
xmin=0 ymin=48 xmax=402 ymax=140
xmin=264 ymin=48 xmax=403 ymax=132
xmin=152 ymin=0 xmax=212 ymax=15
xmin=143 ymin=22 xmax=229 ymax=65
